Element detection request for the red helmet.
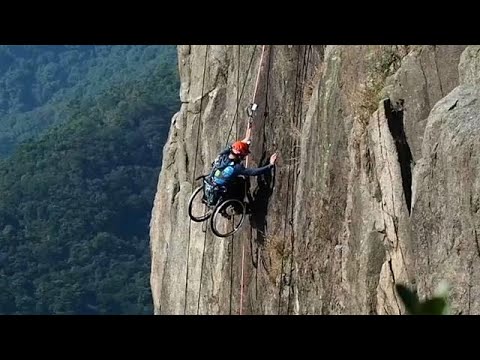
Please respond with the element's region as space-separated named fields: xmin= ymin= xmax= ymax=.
xmin=231 ymin=141 xmax=250 ymax=156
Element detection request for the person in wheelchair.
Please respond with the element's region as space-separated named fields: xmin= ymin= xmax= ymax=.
xmin=204 ymin=120 xmax=277 ymax=208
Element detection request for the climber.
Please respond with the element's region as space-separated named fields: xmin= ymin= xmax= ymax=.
xmin=204 ymin=118 xmax=277 ymax=206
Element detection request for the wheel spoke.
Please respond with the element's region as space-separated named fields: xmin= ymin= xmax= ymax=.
xmin=211 ymin=199 xmax=246 ymax=237
xmin=188 ymin=185 xmax=212 ymax=222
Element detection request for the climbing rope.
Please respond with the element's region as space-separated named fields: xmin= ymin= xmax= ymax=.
xmin=278 ymin=46 xmax=303 ymax=312
xmin=184 ymin=45 xmax=209 ymax=314
xmin=229 ymin=45 xmax=241 ymax=315
xmin=225 ymin=46 xmax=258 ymax=148
xmin=184 ymin=45 xmax=269 ymax=315
xmin=239 ymin=45 xmax=269 ymax=315
xmin=225 ymin=45 xmax=255 ymax=314
xmin=252 ymin=44 xmax=273 ymax=304
xmin=235 ymin=45 xmax=241 ymax=141
xmin=245 ymin=45 xmax=267 ymax=168
xmin=286 ymin=45 xmax=312 ymax=313
xmin=275 ymin=45 xmax=311 ymax=314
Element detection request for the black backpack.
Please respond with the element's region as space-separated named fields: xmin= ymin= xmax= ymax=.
xmin=209 ymin=153 xmax=235 ymax=182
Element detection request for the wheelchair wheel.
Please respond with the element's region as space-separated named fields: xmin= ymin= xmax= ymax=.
xmin=210 ymin=199 xmax=246 ymax=238
xmin=188 ymin=185 xmax=212 ymax=222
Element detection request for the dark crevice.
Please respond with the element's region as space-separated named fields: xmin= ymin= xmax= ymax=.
xmin=474 ymin=228 xmax=480 ymax=259
xmin=468 ymin=260 xmax=473 ymax=315
xmin=433 ymin=47 xmax=445 ymax=97
xmin=419 ymin=62 xmax=431 ymax=110
xmin=248 ymin=154 xmax=275 ymax=247
xmin=170 ymin=182 xmax=180 ymax=205
xmin=388 ymin=259 xmax=401 ymax=314
xmin=384 ymin=99 xmax=413 ymax=214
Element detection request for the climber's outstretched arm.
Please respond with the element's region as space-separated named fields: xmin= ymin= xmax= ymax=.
xmin=237 ymin=163 xmax=273 ymax=176
xmin=236 ymin=153 xmax=277 ymax=176
xmin=242 ymin=120 xmax=253 ymax=144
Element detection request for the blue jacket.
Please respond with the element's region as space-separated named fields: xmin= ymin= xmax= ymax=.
xmin=211 ymin=145 xmax=273 ymax=185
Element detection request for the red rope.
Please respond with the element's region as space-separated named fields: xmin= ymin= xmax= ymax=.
xmin=239 ymin=45 xmax=268 ymax=315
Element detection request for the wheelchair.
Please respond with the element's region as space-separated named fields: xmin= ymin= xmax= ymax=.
xmin=188 ymin=174 xmax=247 ymax=238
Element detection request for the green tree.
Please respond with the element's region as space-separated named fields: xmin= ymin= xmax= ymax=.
xmin=0 ymin=45 xmax=179 ymax=314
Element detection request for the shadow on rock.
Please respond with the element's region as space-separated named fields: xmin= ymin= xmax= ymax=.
xmin=247 ymin=151 xmax=276 ymax=246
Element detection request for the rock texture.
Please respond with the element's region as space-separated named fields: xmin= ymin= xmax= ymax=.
xmin=411 ymin=45 xmax=480 ymax=314
xmin=150 ymin=45 xmax=480 ymax=314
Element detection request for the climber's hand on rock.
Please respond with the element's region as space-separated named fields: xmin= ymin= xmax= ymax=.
xmin=270 ymin=153 xmax=278 ymax=166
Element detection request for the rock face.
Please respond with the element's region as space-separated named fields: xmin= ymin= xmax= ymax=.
xmin=411 ymin=46 xmax=480 ymax=315
xmin=150 ymin=45 xmax=480 ymax=314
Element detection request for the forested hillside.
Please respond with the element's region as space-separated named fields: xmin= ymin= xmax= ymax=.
xmin=0 ymin=45 xmax=179 ymax=314
xmin=0 ymin=45 xmax=177 ymax=156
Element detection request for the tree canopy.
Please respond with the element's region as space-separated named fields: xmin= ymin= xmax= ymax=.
xmin=0 ymin=45 xmax=179 ymax=314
